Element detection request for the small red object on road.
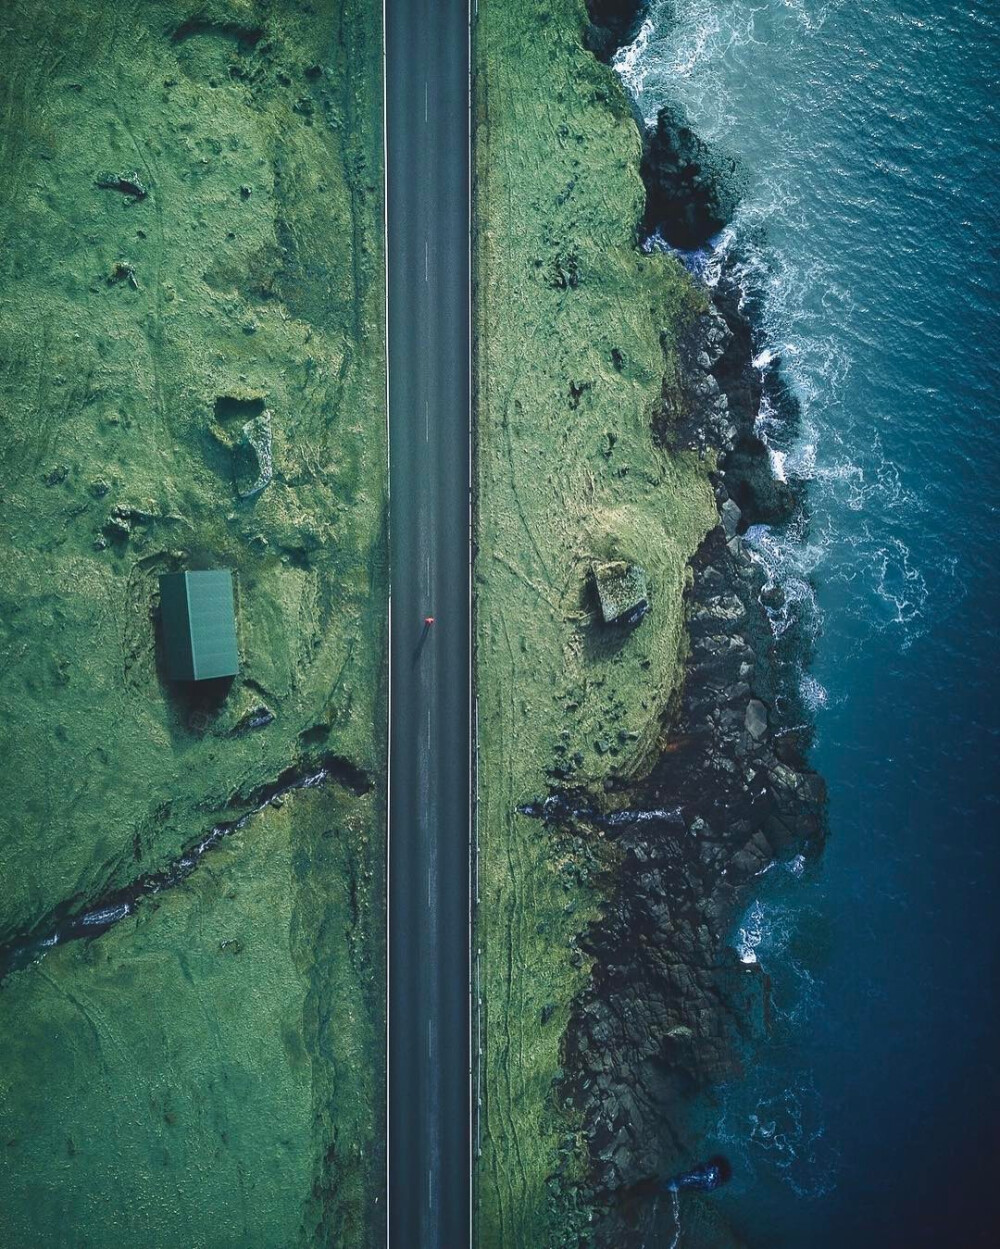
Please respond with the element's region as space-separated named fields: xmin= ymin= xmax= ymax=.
xmin=424 ymin=616 xmax=435 ymax=626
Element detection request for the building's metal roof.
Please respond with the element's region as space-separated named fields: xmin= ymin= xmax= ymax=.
xmin=159 ymin=570 xmax=239 ymax=681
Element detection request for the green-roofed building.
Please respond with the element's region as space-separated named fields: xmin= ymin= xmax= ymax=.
xmin=158 ymin=570 xmax=239 ymax=681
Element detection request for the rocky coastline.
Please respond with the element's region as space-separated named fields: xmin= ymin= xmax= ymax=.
xmin=541 ymin=5 xmax=829 ymax=1242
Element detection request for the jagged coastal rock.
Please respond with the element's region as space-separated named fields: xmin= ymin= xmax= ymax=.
xmin=548 ymin=261 xmax=826 ymax=1243
xmin=582 ymin=0 xmax=647 ymax=63
xmin=563 ymin=293 xmax=826 ymax=1243
xmin=641 ymin=105 xmax=742 ymax=251
xmin=535 ymin=5 xmax=830 ymax=1242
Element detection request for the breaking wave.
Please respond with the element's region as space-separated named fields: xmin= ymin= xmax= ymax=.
xmin=609 ymin=0 xmax=953 ymax=714
xmin=614 ymin=0 xmax=938 ymax=662
xmin=611 ymin=0 xmax=995 ymax=1237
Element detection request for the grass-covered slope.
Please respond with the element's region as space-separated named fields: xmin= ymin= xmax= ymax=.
xmin=473 ymin=2 xmax=717 ymax=1244
xmin=0 ymin=0 xmax=385 ymax=941
xmin=0 ymin=782 xmax=382 ymax=1246
xmin=0 ymin=1 xmax=386 ymax=1242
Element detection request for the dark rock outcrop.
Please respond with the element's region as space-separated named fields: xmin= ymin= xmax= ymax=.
xmin=543 ymin=264 xmax=825 ymax=1244
xmin=95 ymin=170 xmax=148 ymax=200
xmin=585 ymin=4 xmax=741 ymax=250
xmin=583 ymin=0 xmax=647 ymax=62
xmin=641 ymin=105 xmax=741 ymax=250
xmin=233 ymin=410 xmax=274 ymax=499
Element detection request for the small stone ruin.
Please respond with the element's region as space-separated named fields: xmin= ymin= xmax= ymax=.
xmin=592 ymin=559 xmax=649 ymax=627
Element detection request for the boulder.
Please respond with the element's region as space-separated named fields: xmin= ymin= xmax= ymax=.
xmin=582 ymin=0 xmax=646 ymax=62
xmin=745 ymin=699 xmax=767 ymax=741
xmin=233 ymin=410 xmax=273 ymax=498
xmin=720 ymin=497 xmax=742 ymax=538
xmin=640 ymin=105 xmax=740 ymax=249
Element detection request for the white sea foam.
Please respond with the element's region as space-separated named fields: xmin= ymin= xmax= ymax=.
xmin=742 ymin=522 xmax=824 ymax=642
xmin=779 ymin=0 xmax=837 ymax=35
xmin=735 ymin=899 xmax=766 ymax=964
xmin=785 ymin=853 xmax=807 ymax=877
xmin=611 ymin=16 xmax=654 ymax=99
xmin=768 ymin=446 xmax=788 ymax=482
xmin=871 ymin=537 xmax=928 ymax=640
xmin=669 ymin=4 xmax=724 ymax=82
xmin=748 ymin=1080 xmax=839 ymax=1198
xmin=733 ymin=885 xmax=824 ymax=1032
xmin=799 ymin=674 xmax=828 ymax=711
xmin=667 ymin=1187 xmax=681 ymax=1249
xmin=733 ymin=896 xmax=799 ymax=969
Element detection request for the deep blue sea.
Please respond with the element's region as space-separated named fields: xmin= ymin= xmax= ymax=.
xmin=616 ymin=2 xmax=999 ymax=1245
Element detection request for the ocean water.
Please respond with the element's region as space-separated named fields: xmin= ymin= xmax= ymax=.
xmin=615 ymin=2 xmax=1000 ymax=1245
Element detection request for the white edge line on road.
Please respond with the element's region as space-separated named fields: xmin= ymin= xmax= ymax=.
xmin=381 ymin=0 xmax=391 ymax=1243
xmin=467 ymin=1 xmax=476 ymax=1245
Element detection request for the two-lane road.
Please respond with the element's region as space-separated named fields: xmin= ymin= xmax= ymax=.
xmin=386 ymin=0 xmax=471 ymax=1245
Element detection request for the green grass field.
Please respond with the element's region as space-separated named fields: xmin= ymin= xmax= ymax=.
xmin=473 ymin=2 xmax=717 ymax=1243
xmin=0 ymin=1 xmax=386 ymax=1243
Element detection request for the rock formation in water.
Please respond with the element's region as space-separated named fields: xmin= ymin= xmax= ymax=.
xmin=641 ymin=104 xmax=742 ymax=251
xmin=583 ymin=0 xmax=648 ymax=63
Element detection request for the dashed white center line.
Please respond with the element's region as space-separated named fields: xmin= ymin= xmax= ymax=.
xmin=425 ymin=238 xmax=429 ymax=282
xmin=425 ymin=397 xmax=430 ymax=442
xmin=425 ymin=79 xmax=429 ymax=123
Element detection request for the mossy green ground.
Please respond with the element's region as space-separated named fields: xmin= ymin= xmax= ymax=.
xmin=473 ymin=2 xmax=717 ymax=1244
xmin=0 ymin=0 xmax=385 ymax=1243
xmin=0 ymin=783 xmax=381 ymax=1246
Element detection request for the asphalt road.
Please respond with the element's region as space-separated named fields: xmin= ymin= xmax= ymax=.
xmin=386 ymin=0 xmax=471 ymax=1245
